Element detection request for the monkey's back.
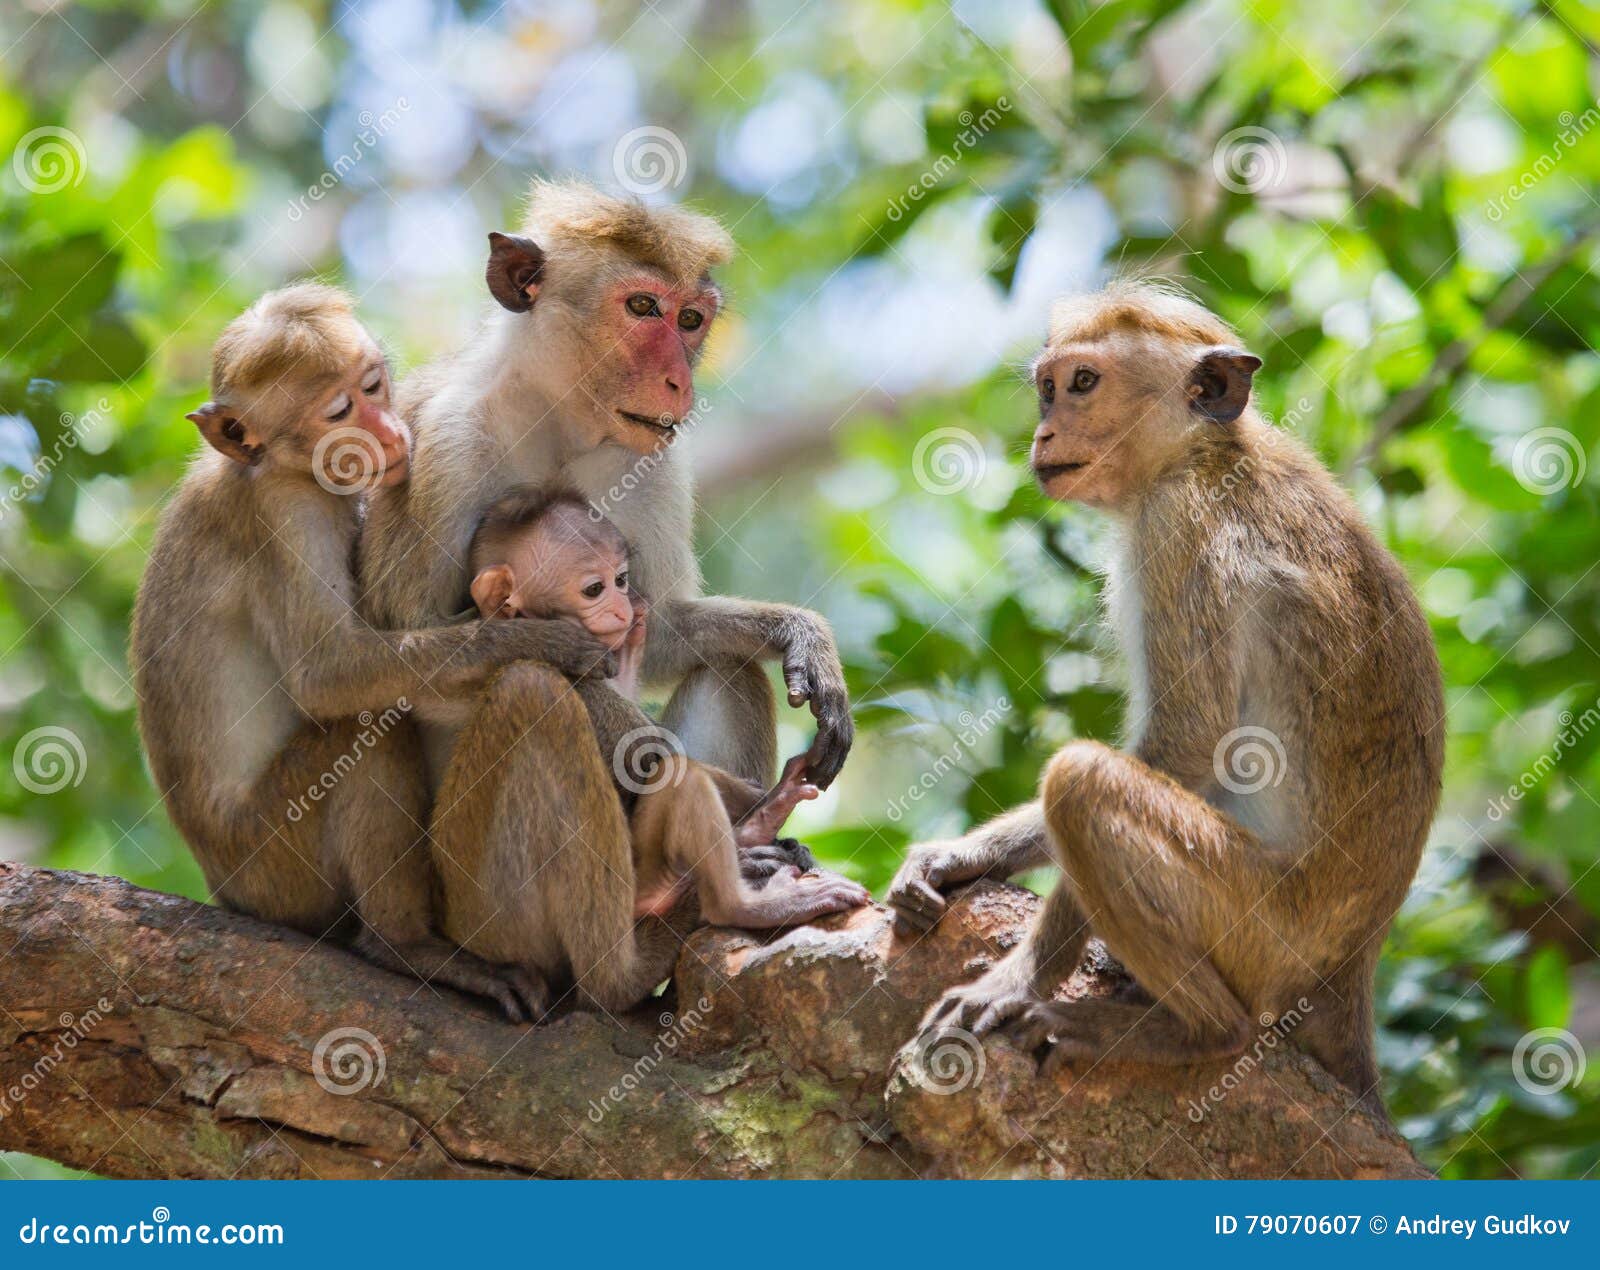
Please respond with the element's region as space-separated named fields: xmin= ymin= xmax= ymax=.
xmin=1226 ymin=424 xmax=1445 ymax=916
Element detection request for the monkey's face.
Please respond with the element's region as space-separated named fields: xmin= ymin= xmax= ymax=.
xmin=474 ymin=520 xmax=636 ymax=650
xmin=1029 ymin=331 xmax=1258 ymax=511
xmin=289 ymin=342 xmax=413 ymax=492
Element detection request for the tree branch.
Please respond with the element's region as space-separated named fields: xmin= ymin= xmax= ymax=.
xmin=0 ymin=863 xmax=1426 ymax=1179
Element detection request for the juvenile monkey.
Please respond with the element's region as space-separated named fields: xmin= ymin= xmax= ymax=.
xmin=890 ymin=282 xmax=1444 ymax=1117
xmin=443 ymin=489 xmax=866 ymax=975
xmin=131 ymin=284 xmax=602 ymax=1021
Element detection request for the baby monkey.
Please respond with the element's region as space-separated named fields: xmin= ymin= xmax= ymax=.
xmin=468 ymin=489 xmax=870 ymax=928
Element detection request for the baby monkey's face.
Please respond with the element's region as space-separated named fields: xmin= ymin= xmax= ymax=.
xmin=473 ymin=517 xmax=635 ymax=650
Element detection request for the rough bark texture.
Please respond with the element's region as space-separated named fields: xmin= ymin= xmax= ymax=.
xmin=0 ymin=862 xmax=1427 ymax=1179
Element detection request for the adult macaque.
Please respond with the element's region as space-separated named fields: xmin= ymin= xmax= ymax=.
xmin=132 ymin=284 xmax=592 ymax=1021
xmin=450 ymin=488 xmax=868 ymax=968
xmin=358 ymin=181 xmax=856 ymax=1009
xmin=890 ymin=282 xmax=1444 ymax=1116
xmin=359 ymin=180 xmax=851 ymax=792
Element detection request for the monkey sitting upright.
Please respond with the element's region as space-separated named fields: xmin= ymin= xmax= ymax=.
xmin=459 ymin=487 xmax=869 ymax=946
xmin=889 ymin=281 xmax=1444 ymax=1118
xmin=132 ymin=285 xmax=612 ymax=1022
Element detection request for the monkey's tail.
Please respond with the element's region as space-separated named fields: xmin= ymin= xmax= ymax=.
xmin=1295 ymin=952 xmax=1388 ymax=1124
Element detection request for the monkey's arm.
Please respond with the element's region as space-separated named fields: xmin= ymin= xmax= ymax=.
xmin=1127 ymin=556 xmax=1240 ymax=791
xmin=646 ymin=596 xmax=854 ymax=787
xmin=257 ymin=542 xmax=613 ymax=718
xmin=887 ymin=801 xmax=1054 ymax=931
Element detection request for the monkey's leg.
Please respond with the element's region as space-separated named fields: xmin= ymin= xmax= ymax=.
xmin=320 ymin=717 xmax=550 ymax=1023
xmin=662 ymin=663 xmax=824 ymax=880
xmin=1006 ymin=740 xmax=1270 ymax=1072
xmin=633 ymin=759 xmax=868 ymax=929
xmin=432 ymin=663 xmax=691 ymax=1016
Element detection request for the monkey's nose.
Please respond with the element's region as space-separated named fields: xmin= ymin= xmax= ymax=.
xmin=1034 ymin=423 xmax=1055 ymax=446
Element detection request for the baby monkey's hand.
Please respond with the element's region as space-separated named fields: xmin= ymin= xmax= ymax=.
xmin=734 ymin=754 xmax=820 ymax=848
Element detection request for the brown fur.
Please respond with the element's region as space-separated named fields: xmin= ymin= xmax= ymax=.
xmin=131 ymin=286 xmax=604 ymax=1022
xmin=358 ymin=181 xmax=854 ymax=1016
xmin=892 ymin=282 xmax=1444 ymax=1119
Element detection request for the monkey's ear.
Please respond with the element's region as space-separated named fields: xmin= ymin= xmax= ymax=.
xmin=187 ymin=402 xmax=264 ymax=467
xmin=1187 ymin=347 xmax=1262 ymax=423
xmin=469 ymin=565 xmax=517 ymax=620
xmin=486 ymin=231 xmax=546 ymax=313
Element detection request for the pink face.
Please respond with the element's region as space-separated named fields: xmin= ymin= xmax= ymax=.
xmin=603 ymin=274 xmax=718 ymax=443
xmin=309 ymin=345 xmax=411 ymax=489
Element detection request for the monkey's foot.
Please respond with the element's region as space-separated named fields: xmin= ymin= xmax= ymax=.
xmin=738 ymin=836 xmax=817 ymax=883
xmin=1006 ymin=1001 xmax=1098 ymax=1076
xmin=919 ymin=965 xmax=1043 ymax=1040
xmin=356 ymin=931 xmax=550 ymax=1024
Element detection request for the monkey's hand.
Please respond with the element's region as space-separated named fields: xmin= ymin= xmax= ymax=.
xmin=497 ymin=616 xmax=617 ymax=680
xmin=780 ymin=620 xmax=854 ymax=789
xmin=734 ymin=755 xmax=819 ymax=848
xmin=887 ymin=840 xmax=992 ymax=933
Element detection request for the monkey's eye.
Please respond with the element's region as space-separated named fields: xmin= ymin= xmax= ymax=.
xmin=361 ymin=368 xmax=383 ymax=396
xmin=616 ymin=571 xmax=629 ymax=590
xmin=1039 ymin=375 xmax=1055 ymax=406
xmin=1070 ymin=367 xmax=1099 ymax=393
xmin=626 ymin=293 xmax=660 ymax=318
xmin=324 ymin=392 xmax=352 ymax=422
xmin=581 ymin=580 xmax=606 ymax=599
xmin=678 ymin=308 xmax=703 ymax=331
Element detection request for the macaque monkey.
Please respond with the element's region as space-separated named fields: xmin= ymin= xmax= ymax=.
xmin=359 ymin=181 xmax=857 ymax=1009
xmin=890 ymin=282 xmax=1444 ymax=1117
xmin=131 ymin=284 xmax=603 ymax=1022
xmin=443 ymin=488 xmax=866 ymax=984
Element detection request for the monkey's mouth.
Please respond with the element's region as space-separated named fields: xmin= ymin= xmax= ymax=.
xmin=1033 ymin=461 xmax=1087 ymax=482
xmin=618 ymin=410 xmax=678 ymax=436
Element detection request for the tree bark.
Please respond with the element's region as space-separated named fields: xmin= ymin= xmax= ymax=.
xmin=0 ymin=862 xmax=1426 ymax=1179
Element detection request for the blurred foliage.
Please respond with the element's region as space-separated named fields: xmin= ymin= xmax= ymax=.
xmin=2 ymin=0 xmax=1598 ymax=1178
